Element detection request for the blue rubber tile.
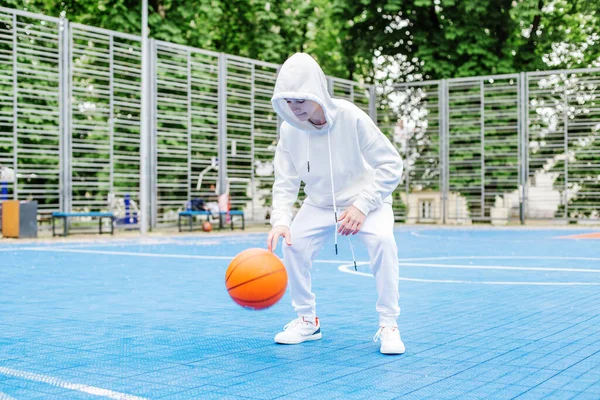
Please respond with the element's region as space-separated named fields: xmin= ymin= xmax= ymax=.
xmin=220 ymin=381 xmax=319 ymax=400
xmin=0 ymin=378 xmax=73 ymax=397
xmin=0 ymin=384 xmax=53 ymax=399
xmin=560 ymin=379 xmax=596 ymax=393
xmin=584 ymin=382 xmax=600 ymax=394
xmin=344 ymin=372 xmax=438 ymax=392
xmin=460 ymin=383 xmax=514 ymax=399
xmin=546 ymin=391 xmax=584 ymax=400
xmin=573 ymin=393 xmax=600 ymax=400
xmin=30 ymin=392 xmax=98 ymax=399
xmin=81 ymin=341 xmax=155 ymax=357
xmin=97 ymin=377 xmax=184 ymax=398
xmin=276 ymin=384 xmax=348 ymax=399
xmin=465 ymin=349 xmax=506 ymax=363
xmin=0 ymin=360 xmax=66 ymax=375
xmin=408 ymin=361 xmax=475 ymax=379
xmin=335 ymin=388 xmax=400 ymax=400
xmin=159 ymin=385 xmax=254 ymax=400
xmin=407 ymin=379 xmax=479 ymax=398
xmin=514 ymin=387 xmax=564 ymax=399
xmin=3 ymin=229 xmax=600 ymax=400
xmin=514 ymin=369 xmax=560 ymax=387
xmin=452 ymin=364 xmax=515 ymax=383
xmin=134 ymin=365 xmax=233 ymax=389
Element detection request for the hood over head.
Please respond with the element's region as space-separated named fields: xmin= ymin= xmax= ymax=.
xmin=271 ymin=53 xmax=337 ymax=131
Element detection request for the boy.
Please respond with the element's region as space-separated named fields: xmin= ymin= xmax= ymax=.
xmin=267 ymin=53 xmax=405 ymax=355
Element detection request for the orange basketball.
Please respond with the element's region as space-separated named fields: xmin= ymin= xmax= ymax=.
xmin=202 ymin=221 xmax=212 ymax=232
xmin=225 ymin=248 xmax=288 ymax=310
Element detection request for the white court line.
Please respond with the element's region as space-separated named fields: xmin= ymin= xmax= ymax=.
xmin=0 ymin=367 xmax=147 ymax=400
xmin=0 ymin=248 xmax=40 ymax=252
xmin=10 ymin=247 xmax=600 ymax=284
xmin=338 ymin=264 xmax=600 ymax=286
xmin=397 ymin=256 xmax=600 ymax=262
xmin=408 ymin=230 xmax=548 ymax=242
xmin=0 ymin=392 xmax=16 ymax=400
xmin=0 ymin=231 xmax=267 ymax=247
xmin=17 ymin=248 xmax=600 ymax=274
xmin=20 ymin=247 xmax=359 ymax=264
xmin=397 ymin=262 xmax=600 ymax=274
xmin=22 ymin=248 xmax=234 ymax=260
xmin=18 ymin=248 xmax=600 ymax=263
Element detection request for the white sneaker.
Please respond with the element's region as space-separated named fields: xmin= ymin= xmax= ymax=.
xmin=373 ymin=326 xmax=406 ymax=355
xmin=274 ymin=317 xmax=322 ymax=344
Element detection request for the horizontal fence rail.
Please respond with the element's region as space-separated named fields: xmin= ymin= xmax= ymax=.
xmin=0 ymin=7 xmax=376 ymax=229
xmin=382 ymin=70 xmax=600 ymax=225
xmin=2 ymin=6 xmax=598 ymax=228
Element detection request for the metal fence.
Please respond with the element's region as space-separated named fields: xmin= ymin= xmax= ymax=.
xmin=383 ymin=69 xmax=600 ymax=224
xmin=69 ymin=23 xmax=142 ymax=216
xmin=4 ymin=6 xmax=598 ymax=228
xmin=0 ymin=9 xmax=63 ymax=215
xmin=0 ymin=7 xmax=376 ymax=228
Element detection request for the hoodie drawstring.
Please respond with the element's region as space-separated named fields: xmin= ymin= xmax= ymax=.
xmin=325 ymin=128 xmax=357 ymax=269
xmin=307 ymin=134 xmax=310 ymax=172
xmin=326 ymin=128 xmax=338 ymax=255
xmin=307 ymin=122 xmax=358 ymax=269
xmin=348 ymin=237 xmax=358 ymax=271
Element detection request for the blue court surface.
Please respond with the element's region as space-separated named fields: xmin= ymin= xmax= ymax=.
xmin=1 ymin=227 xmax=600 ymax=400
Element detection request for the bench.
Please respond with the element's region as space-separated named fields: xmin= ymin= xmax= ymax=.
xmin=178 ymin=210 xmax=244 ymax=232
xmin=178 ymin=210 xmax=211 ymax=232
xmin=221 ymin=210 xmax=245 ymax=231
xmin=52 ymin=212 xmax=115 ymax=237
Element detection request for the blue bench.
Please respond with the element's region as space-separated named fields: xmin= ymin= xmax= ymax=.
xmin=178 ymin=210 xmax=211 ymax=232
xmin=221 ymin=210 xmax=245 ymax=231
xmin=52 ymin=212 xmax=115 ymax=237
xmin=178 ymin=210 xmax=245 ymax=232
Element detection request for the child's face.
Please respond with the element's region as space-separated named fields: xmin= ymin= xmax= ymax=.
xmin=284 ymin=99 xmax=322 ymax=122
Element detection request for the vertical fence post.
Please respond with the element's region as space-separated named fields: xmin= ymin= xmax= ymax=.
xmin=65 ymin=18 xmax=73 ymax=213
xmin=12 ymin=13 xmax=18 ymax=200
xmin=438 ymin=82 xmax=444 ymax=224
xmin=250 ymin=64 xmax=256 ymax=221
xmin=402 ymin=85 xmax=410 ymax=221
xmin=187 ymin=50 xmax=192 ymax=207
xmin=518 ymin=72 xmax=526 ymax=224
xmin=563 ymin=82 xmax=569 ymax=220
xmin=480 ymin=80 xmax=485 ymax=219
xmin=150 ymin=39 xmax=157 ymax=228
xmin=109 ymin=34 xmax=115 ymax=197
xmin=218 ymin=53 xmax=228 ymax=196
xmin=369 ymin=84 xmax=377 ymax=123
xmin=523 ymin=72 xmax=530 ymax=223
xmin=59 ymin=16 xmax=70 ymax=213
xmin=140 ymin=0 xmax=151 ymax=233
xmin=439 ymin=79 xmax=449 ymax=224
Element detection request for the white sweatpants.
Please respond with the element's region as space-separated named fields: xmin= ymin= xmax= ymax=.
xmin=282 ymin=202 xmax=400 ymax=326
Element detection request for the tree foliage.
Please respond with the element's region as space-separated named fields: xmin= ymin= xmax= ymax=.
xmin=8 ymin=0 xmax=599 ymax=80
xmin=4 ymin=0 xmax=600 ymax=220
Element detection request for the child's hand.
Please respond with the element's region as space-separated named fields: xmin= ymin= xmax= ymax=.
xmin=267 ymin=225 xmax=292 ymax=252
xmin=337 ymin=206 xmax=366 ymax=236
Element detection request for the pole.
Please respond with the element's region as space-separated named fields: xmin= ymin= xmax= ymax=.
xmin=140 ymin=0 xmax=150 ymax=233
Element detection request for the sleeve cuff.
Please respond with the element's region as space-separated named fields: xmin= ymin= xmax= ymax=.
xmin=352 ymin=197 xmax=372 ymax=217
xmin=270 ymin=214 xmax=292 ymax=228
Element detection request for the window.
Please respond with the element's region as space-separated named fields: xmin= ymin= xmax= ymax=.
xmin=419 ymin=199 xmax=434 ymax=222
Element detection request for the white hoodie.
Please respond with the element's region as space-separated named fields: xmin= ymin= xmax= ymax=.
xmin=270 ymin=53 xmax=403 ymax=230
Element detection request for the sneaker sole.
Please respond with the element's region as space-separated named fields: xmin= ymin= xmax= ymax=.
xmin=274 ymin=333 xmax=322 ymax=345
xmin=380 ymin=345 xmax=406 ymax=355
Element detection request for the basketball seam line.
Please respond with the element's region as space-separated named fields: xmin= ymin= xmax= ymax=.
xmin=229 ymin=286 xmax=287 ymax=304
xmin=226 ymin=268 xmax=286 ymax=292
xmin=225 ymin=251 xmax=266 ymax=282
